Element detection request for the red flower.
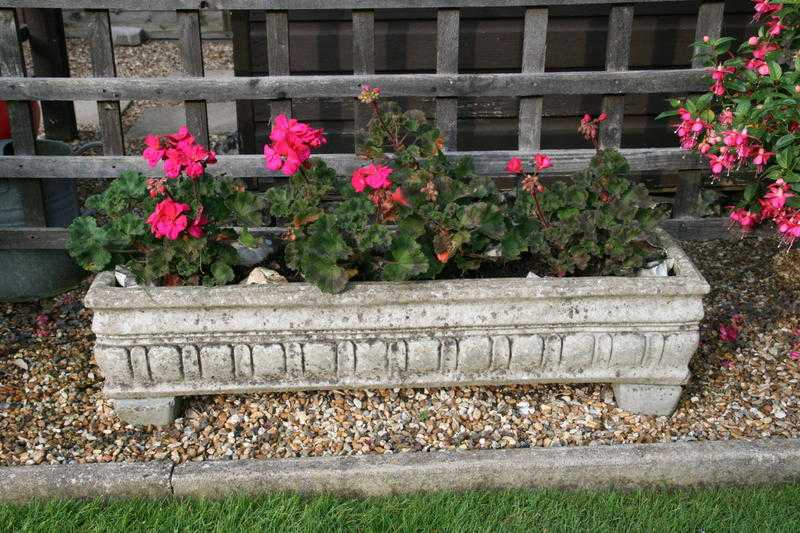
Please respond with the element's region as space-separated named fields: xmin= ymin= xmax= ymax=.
xmin=719 ymin=322 xmax=740 ymax=343
xmin=351 ymin=164 xmax=393 ymax=192
xmin=533 ymin=153 xmax=552 ymax=172
xmin=146 ymin=198 xmax=191 ymax=240
xmin=506 ymin=157 xmax=523 ymax=174
xmin=391 ymin=187 xmax=410 ymax=207
xmin=187 ymin=206 xmax=209 ymax=238
xmin=436 ymin=250 xmax=450 ymax=263
xmin=263 ymin=114 xmax=326 ymax=176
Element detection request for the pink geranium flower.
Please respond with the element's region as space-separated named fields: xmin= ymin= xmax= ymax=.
xmin=187 ymin=206 xmax=209 ymax=238
xmin=147 ymin=197 xmax=190 ymax=240
xmin=533 ymin=153 xmax=552 ymax=172
xmin=351 ymin=164 xmax=393 ymax=192
xmin=505 ymin=157 xmax=523 ymax=174
xmin=143 ymin=135 xmax=165 ymax=167
xmin=263 ymin=114 xmax=326 ymax=176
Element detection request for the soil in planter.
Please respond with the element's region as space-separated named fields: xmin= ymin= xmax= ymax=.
xmin=239 ymin=238 xmax=668 ymax=285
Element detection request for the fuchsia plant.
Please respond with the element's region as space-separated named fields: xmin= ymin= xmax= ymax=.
xmin=663 ymin=0 xmax=800 ymax=245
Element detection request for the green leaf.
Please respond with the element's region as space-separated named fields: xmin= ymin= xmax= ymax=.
xmin=654 ymin=109 xmax=679 ymax=121
xmin=381 ymin=234 xmax=428 ymax=281
xmin=66 ymin=217 xmax=112 ymax=272
xmin=238 ymin=228 xmax=260 ymax=248
xmin=775 ymin=133 xmax=796 ymax=150
xmin=768 ymin=61 xmax=782 ymax=81
xmin=210 ymin=261 xmax=235 ymax=285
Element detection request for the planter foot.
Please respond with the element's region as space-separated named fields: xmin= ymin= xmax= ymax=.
xmin=613 ymin=384 xmax=682 ymax=416
xmin=114 ymin=397 xmax=181 ymax=426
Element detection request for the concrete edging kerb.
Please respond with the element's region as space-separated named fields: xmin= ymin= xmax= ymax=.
xmin=2 ymin=438 xmax=799 ymax=503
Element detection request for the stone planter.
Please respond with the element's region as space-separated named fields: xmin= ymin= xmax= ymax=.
xmin=85 ymin=229 xmax=709 ymax=425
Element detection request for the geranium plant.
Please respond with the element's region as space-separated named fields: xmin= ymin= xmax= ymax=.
xmin=67 ymin=127 xmax=263 ymax=286
xmin=263 ymin=86 xmax=663 ymax=292
xmin=660 ymin=0 xmax=800 ymax=244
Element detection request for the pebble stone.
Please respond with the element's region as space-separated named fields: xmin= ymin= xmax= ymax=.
xmin=1 ymin=237 xmax=799 ymax=466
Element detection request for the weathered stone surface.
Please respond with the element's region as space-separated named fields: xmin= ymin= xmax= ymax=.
xmin=613 ymin=384 xmax=682 ymax=416
xmin=85 ymin=230 xmax=709 ymax=425
xmin=1 ymin=461 xmax=172 ymax=503
xmin=115 ymin=398 xmax=180 ymax=427
xmin=171 ymin=439 xmax=800 ymax=498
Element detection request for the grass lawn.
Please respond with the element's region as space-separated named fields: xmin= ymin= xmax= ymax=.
xmin=2 ymin=485 xmax=799 ymax=532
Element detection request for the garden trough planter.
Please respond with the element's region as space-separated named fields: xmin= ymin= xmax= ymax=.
xmin=85 ymin=229 xmax=709 ymax=426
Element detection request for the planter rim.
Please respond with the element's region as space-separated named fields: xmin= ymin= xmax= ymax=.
xmin=85 ymin=228 xmax=710 ymax=310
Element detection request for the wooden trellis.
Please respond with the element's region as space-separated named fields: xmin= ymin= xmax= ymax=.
xmin=0 ymin=0 xmax=725 ymax=250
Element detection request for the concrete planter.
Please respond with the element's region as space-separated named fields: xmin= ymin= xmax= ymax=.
xmin=85 ymin=229 xmax=709 ymax=426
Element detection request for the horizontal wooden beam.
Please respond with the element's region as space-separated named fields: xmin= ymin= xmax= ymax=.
xmin=0 ymin=69 xmax=708 ymax=102
xmin=0 ymin=1 xmax=696 ymax=11
xmin=0 ymin=148 xmax=703 ymax=179
xmin=0 ymin=218 xmax=750 ymax=251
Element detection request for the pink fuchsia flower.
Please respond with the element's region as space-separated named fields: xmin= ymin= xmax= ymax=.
xmin=719 ymin=322 xmax=740 ymax=343
xmin=729 ymin=207 xmax=760 ymax=231
xmin=790 ymin=351 xmax=800 ymax=361
xmin=187 ymin=206 xmax=209 ymax=238
xmin=764 ymin=179 xmax=796 ymax=210
xmin=351 ymin=164 xmax=393 ymax=192
xmin=776 ymin=209 xmax=800 ymax=244
xmin=752 ymin=147 xmax=774 ymax=170
xmin=766 ymin=17 xmax=786 ymax=36
xmin=751 ymin=41 xmax=780 ymax=60
xmin=147 ymin=197 xmax=190 ymax=240
xmin=533 ymin=153 xmax=552 ymax=172
xmin=752 ymin=0 xmax=783 ymax=23
xmin=506 ymin=157 xmax=523 ymax=174
xmin=719 ymin=109 xmax=734 ymax=126
xmin=709 ymin=64 xmax=735 ymax=95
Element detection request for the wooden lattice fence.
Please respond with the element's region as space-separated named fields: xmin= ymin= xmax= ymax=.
xmin=0 ymin=0 xmax=727 ymax=251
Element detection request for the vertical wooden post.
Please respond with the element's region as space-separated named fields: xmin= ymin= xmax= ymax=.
xmin=231 ymin=10 xmax=256 ymax=155
xmin=674 ymin=2 xmax=725 ymax=219
xmin=352 ymin=9 xmax=375 ymax=152
xmin=518 ymin=8 xmax=548 ymax=152
xmin=24 ymin=8 xmax=78 ymax=141
xmin=178 ymin=10 xmax=210 ymax=147
xmin=436 ymin=9 xmax=459 ymax=150
xmin=86 ymin=9 xmax=124 ymax=155
xmin=599 ymin=5 xmax=634 ymax=150
xmin=266 ymin=10 xmax=291 ymax=120
xmin=0 ymin=8 xmax=44 ymax=227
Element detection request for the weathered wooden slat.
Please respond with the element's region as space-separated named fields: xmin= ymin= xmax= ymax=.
xmin=672 ymin=2 xmax=724 ymax=218
xmin=232 ymin=10 xmax=256 ymax=156
xmin=661 ymin=217 xmax=738 ymax=241
xmin=0 ymin=227 xmax=69 ymax=250
xmin=599 ymin=5 xmax=633 ymax=149
xmin=24 ymin=8 xmax=78 ymax=141
xmin=0 ymin=148 xmax=704 ymax=180
xmin=266 ymin=10 xmax=291 ymax=119
xmin=0 ymin=1 xmax=700 ymax=10
xmin=518 ymin=8 xmax=547 ymax=152
xmin=692 ymin=2 xmax=724 ymax=68
xmin=86 ymin=9 xmax=124 ymax=155
xmin=436 ymin=9 xmax=459 ymax=150
xmin=352 ymin=9 xmax=375 ymax=150
xmin=177 ymin=10 xmax=210 ymax=147
xmin=0 ymin=9 xmax=36 ymax=155
xmin=0 ymin=69 xmax=709 ymax=101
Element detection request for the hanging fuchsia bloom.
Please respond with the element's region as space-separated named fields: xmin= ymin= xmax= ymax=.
xmin=505 ymin=157 xmax=523 ymax=174
xmin=533 ymin=153 xmax=552 ymax=172
xmin=766 ymin=16 xmax=786 ymax=36
xmin=351 ymin=164 xmax=393 ymax=192
xmin=776 ymin=209 xmax=800 ymax=244
xmin=752 ymin=0 xmax=783 ymax=22
xmin=719 ymin=109 xmax=734 ymax=126
xmin=147 ymin=197 xmax=190 ymax=240
xmin=709 ymin=65 xmax=736 ymax=96
xmin=263 ymin=114 xmax=327 ymax=176
xmin=752 ymin=147 xmax=774 ymax=170
xmin=764 ymin=179 xmax=796 ymax=210
xmin=729 ymin=207 xmax=760 ymax=231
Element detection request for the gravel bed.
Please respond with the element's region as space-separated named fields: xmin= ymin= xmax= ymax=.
xmin=1 ymin=237 xmax=799 ymax=466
